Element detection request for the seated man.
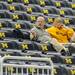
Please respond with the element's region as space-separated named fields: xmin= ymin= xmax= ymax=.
xmin=30 ymin=16 xmax=70 ymax=55
xmin=46 ymin=17 xmax=74 ymax=43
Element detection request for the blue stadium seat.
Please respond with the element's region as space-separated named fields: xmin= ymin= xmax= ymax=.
xmin=0 ymin=3 xmax=7 ymax=10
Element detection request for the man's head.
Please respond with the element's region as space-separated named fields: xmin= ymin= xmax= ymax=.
xmin=36 ymin=16 xmax=45 ymax=29
xmin=53 ymin=17 xmax=64 ymax=29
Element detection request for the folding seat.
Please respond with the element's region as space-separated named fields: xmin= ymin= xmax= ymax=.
xmin=13 ymin=22 xmax=31 ymax=29
xmin=32 ymin=42 xmax=41 ymax=51
xmin=13 ymin=23 xmax=22 ymax=29
xmin=69 ymin=18 xmax=75 ymax=25
xmin=29 ymin=0 xmax=38 ymax=4
xmin=12 ymin=29 xmax=30 ymax=39
xmin=65 ymin=9 xmax=73 ymax=16
xmin=66 ymin=67 xmax=75 ymax=75
xmin=18 ymin=13 xmax=29 ymax=21
xmin=11 ymin=13 xmax=19 ymax=21
xmin=45 ymin=0 xmax=54 ymax=6
xmin=48 ymin=8 xmax=58 ymax=15
xmin=5 ymin=30 xmax=15 ymax=38
xmin=38 ymin=0 xmax=46 ymax=7
xmin=29 ymin=15 xmax=37 ymax=23
xmin=2 ymin=21 xmax=13 ymax=28
xmin=59 ymin=9 xmax=65 ymax=16
xmin=0 ymin=12 xmax=11 ymax=19
xmin=0 ymin=22 xmax=4 ymax=29
xmin=7 ymin=0 xmax=22 ymax=4
xmin=22 ymin=22 xmax=32 ymax=29
xmin=39 ymin=43 xmax=57 ymax=54
xmin=61 ymin=1 xmax=70 ymax=8
xmin=71 ymin=3 xmax=75 ymax=9
xmin=6 ymin=0 xmax=14 ymax=4
xmin=31 ymin=5 xmax=41 ymax=13
xmin=54 ymin=66 xmax=68 ymax=75
xmin=0 ymin=12 xmax=6 ymax=19
xmin=8 ymin=41 xmax=19 ymax=49
xmin=42 ymin=9 xmax=49 ymax=15
xmin=68 ymin=45 xmax=75 ymax=54
xmin=15 ymin=5 xmax=26 ymax=11
xmin=11 ymin=13 xmax=29 ymax=21
xmin=47 ymin=17 xmax=54 ymax=24
xmin=64 ymin=18 xmax=70 ymax=25
xmin=54 ymin=1 xmax=62 ymax=8
xmin=8 ymin=5 xmax=16 ymax=12
xmin=51 ymin=55 xmax=63 ymax=63
xmin=68 ymin=0 xmax=72 ymax=2
xmin=19 ymin=41 xmax=34 ymax=52
xmin=22 ymin=0 xmax=30 ymax=5
xmin=26 ymin=7 xmax=33 ymax=14
xmin=0 ymin=3 xmax=7 ymax=10
xmin=0 ymin=41 xmax=10 ymax=49
xmin=60 ymin=56 xmax=74 ymax=65
xmin=0 ymin=31 xmax=6 ymax=39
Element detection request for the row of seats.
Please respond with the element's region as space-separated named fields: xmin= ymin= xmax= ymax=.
xmin=0 ymin=20 xmax=71 ymax=30
xmin=0 ymin=12 xmax=75 ymax=25
xmin=2 ymin=52 xmax=75 ymax=65
xmin=0 ymin=0 xmax=74 ymax=8
xmin=0 ymin=21 xmax=33 ymax=29
xmin=0 ymin=3 xmax=74 ymax=16
xmin=0 ymin=40 xmax=55 ymax=52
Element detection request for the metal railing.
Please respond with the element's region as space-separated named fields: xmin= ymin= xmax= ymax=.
xmin=0 ymin=56 xmax=54 ymax=75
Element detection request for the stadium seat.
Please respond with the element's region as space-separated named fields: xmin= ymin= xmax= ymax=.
xmin=38 ymin=0 xmax=46 ymax=7
xmin=61 ymin=1 xmax=70 ymax=8
xmin=48 ymin=8 xmax=58 ymax=15
xmin=64 ymin=18 xmax=70 ymax=25
xmin=54 ymin=1 xmax=62 ymax=8
xmin=0 ymin=3 xmax=7 ymax=10
xmin=45 ymin=0 xmax=54 ymax=6
xmin=22 ymin=0 xmax=30 ymax=5
xmin=71 ymin=3 xmax=75 ymax=9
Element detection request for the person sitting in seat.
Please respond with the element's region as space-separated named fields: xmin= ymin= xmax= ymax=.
xmin=46 ymin=17 xmax=74 ymax=43
xmin=30 ymin=16 xmax=70 ymax=56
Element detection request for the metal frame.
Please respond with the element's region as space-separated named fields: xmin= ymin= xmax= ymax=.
xmin=0 ymin=56 xmax=54 ymax=75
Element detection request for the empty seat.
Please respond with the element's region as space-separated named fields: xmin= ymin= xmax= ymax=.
xmin=38 ymin=0 xmax=46 ymax=7
xmin=71 ymin=3 xmax=75 ymax=9
xmin=65 ymin=9 xmax=73 ymax=16
xmin=0 ymin=3 xmax=7 ymax=10
xmin=27 ymin=6 xmax=41 ymax=14
xmin=7 ymin=0 xmax=22 ymax=4
xmin=20 ymin=41 xmax=34 ymax=52
xmin=48 ymin=8 xmax=58 ymax=15
xmin=45 ymin=0 xmax=54 ymax=6
xmin=54 ymin=1 xmax=62 ymax=8
xmin=61 ymin=1 xmax=70 ymax=8
xmin=0 ymin=41 xmax=18 ymax=49
xmin=70 ymin=18 xmax=75 ymax=25
xmin=22 ymin=0 xmax=30 ymax=5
